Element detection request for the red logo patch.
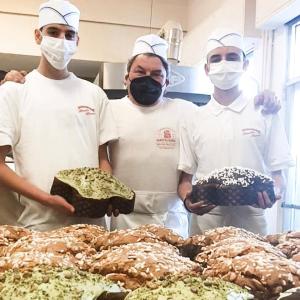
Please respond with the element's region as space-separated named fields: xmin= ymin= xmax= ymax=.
xmin=78 ymin=105 xmax=95 ymax=115
xmin=156 ymin=128 xmax=176 ymax=149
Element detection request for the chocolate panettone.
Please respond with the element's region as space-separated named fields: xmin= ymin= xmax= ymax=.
xmin=50 ymin=167 xmax=135 ymax=218
xmin=189 ymin=167 xmax=276 ymax=206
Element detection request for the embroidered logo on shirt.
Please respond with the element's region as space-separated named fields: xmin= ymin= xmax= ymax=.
xmin=78 ymin=105 xmax=95 ymax=115
xmin=242 ymin=128 xmax=261 ymax=137
xmin=156 ymin=128 xmax=176 ymax=149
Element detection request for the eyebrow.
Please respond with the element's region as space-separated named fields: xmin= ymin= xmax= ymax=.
xmin=134 ymin=65 xmax=163 ymax=73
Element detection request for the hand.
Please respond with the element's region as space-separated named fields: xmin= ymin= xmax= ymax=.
xmin=254 ymin=90 xmax=281 ymax=114
xmin=2 ymin=70 xmax=27 ymax=84
xmin=44 ymin=194 xmax=75 ymax=215
xmin=106 ymin=204 xmax=120 ymax=217
xmin=256 ymin=191 xmax=280 ymax=209
xmin=184 ymin=194 xmax=216 ymax=215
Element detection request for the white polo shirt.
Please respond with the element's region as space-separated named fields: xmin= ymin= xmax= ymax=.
xmin=178 ymin=93 xmax=294 ymax=235
xmin=0 ymin=70 xmax=118 ymax=231
xmin=179 ymin=93 xmax=294 ymax=178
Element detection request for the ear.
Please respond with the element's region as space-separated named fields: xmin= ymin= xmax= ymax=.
xmin=124 ymin=74 xmax=129 ymax=87
xmin=204 ymin=63 xmax=209 ymax=76
xmin=243 ymin=59 xmax=249 ymax=71
xmin=76 ymin=35 xmax=80 ymax=46
xmin=34 ymin=29 xmax=43 ymax=45
xmin=165 ymin=78 xmax=169 ymax=87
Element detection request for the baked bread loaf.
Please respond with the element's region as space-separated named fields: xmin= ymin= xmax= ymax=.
xmin=0 ymin=225 xmax=32 ymax=256
xmin=124 ymin=275 xmax=253 ymax=300
xmin=1 ymin=235 xmax=95 ymax=271
xmin=0 ymin=266 xmax=124 ymax=300
xmin=89 ymin=242 xmax=201 ymax=290
xmin=95 ymin=224 xmax=184 ymax=251
xmin=50 ymin=167 xmax=135 ymax=218
xmin=189 ymin=167 xmax=276 ymax=206
xmin=46 ymin=224 xmax=107 ymax=249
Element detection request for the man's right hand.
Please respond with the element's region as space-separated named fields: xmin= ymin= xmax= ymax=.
xmin=184 ymin=195 xmax=216 ymax=215
xmin=2 ymin=70 xmax=27 ymax=84
xmin=44 ymin=194 xmax=75 ymax=215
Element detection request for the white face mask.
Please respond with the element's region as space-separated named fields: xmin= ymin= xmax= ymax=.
xmin=40 ymin=36 xmax=77 ymax=70
xmin=208 ymin=60 xmax=244 ymax=90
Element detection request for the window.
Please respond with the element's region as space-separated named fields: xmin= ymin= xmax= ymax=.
xmin=283 ymin=16 xmax=300 ymax=231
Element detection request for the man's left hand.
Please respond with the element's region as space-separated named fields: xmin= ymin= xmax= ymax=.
xmin=254 ymin=90 xmax=281 ymax=114
xmin=256 ymin=191 xmax=281 ymax=209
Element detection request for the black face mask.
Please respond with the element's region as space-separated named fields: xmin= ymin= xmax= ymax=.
xmin=129 ymin=76 xmax=163 ymax=106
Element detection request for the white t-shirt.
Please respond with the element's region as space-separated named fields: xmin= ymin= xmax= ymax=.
xmin=0 ymin=70 xmax=118 ymax=231
xmin=109 ymin=96 xmax=197 ymax=236
xmin=178 ymin=94 xmax=294 ymax=235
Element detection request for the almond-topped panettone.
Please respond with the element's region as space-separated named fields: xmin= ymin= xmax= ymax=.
xmin=95 ymin=224 xmax=184 ymax=251
xmin=89 ymin=242 xmax=201 ymax=290
xmin=266 ymin=231 xmax=300 ymax=261
xmin=2 ymin=235 xmax=96 ymax=271
xmin=0 ymin=266 xmax=124 ymax=300
xmin=0 ymin=251 xmax=79 ymax=272
xmin=94 ymin=228 xmax=160 ymax=251
xmin=203 ymin=226 xmax=266 ymax=243
xmin=137 ymin=224 xmax=185 ymax=247
xmin=46 ymin=224 xmax=107 ymax=249
xmin=199 ymin=252 xmax=300 ymax=299
xmin=0 ymin=225 xmax=32 ymax=257
xmin=0 ymin=225 xmax=32 ymax=242
xmin=196 ymin=236 xmax=286 ymax=263
xmin=179 ymin=235 xmax=213 ymax=260
xmin=188 ymin=166 xmax=276 ymax=206
xmin=50 ymin=167 xmax=135 ymax=218
xmin=124 ymin=275 xmax=253 ymax=300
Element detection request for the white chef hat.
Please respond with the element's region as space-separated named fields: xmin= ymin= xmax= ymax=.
xmin=206 ymin=28 xmax=244 ymax=57
xmin=132 ymin=34 xmax=168 ymax=61
xmin=39 ymin=0 xmax=80 ymax=31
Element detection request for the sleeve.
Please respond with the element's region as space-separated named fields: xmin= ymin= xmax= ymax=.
xmin=0 ymin=83 xmax=20 ymax=147
xmin=178 ymin=110 xmax=198 ymax=175
xmin=265 ymin=114 xmax=294 ymax=171
xmin=96 ymin=88 xmax=119 ymax=146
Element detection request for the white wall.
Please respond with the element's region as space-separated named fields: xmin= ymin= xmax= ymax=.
xmin=181 ymin=0 xmax=246 ymax=66
xmin=256 ymin=0 xmax=300 ymax=29
xmin=0 ymin=0 xmax=188 ymax=63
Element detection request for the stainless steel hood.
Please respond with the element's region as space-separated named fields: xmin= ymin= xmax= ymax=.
xmin=96 ymin=62 xmax=211 ymax=105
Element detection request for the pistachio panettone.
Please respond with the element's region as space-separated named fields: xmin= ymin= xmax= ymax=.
xmin=0 ymin=266 xmax=125 ymax=300
xmin=124 ymin=275 xmax=253 ymax=300
xmin=50 ymin=167 xmax=135 ymax=218
xmin=89 ymin=242 xmax=201 ymax=290
xmin=188 ymin=167 xmax=276 ymax=206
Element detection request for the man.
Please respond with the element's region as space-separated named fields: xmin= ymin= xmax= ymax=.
xmin=0 ymin=0 xmax=118 ymax=230
xmin=178 ymin=29 xmax=294 ymax=235
xmin=109 ymin=34 xmax=194 ymax=237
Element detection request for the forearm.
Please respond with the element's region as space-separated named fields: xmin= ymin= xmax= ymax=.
xmin=0 ymin=163 xmax=51 ymax=205
xmin=178 ymin=172 xmax=193 ymax=201
xmin=99 ymin=143 xmax=112 ymax=174
xmin=271 ymin=170 xmax=286 ymax=195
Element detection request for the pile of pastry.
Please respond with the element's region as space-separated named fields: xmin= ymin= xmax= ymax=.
xmin=1 ymin=224 xmax=300 ymax=299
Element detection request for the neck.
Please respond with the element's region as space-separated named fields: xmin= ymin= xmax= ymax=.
xmin=128 ymin=93 xmax=162 ymax=107
xmin=37 ymin=56 xmax=70 ymax=80
xmin=213 ymin=85 xmax=242 ymax=106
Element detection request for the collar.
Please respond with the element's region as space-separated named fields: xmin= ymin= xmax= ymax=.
xmin=208 ymin=93 xmax=249 ymax=116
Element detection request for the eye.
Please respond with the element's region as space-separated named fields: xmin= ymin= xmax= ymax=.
xmin=209 ymin=55 xmax=222 ymax=63
xmin=226 ymin=53 xmax=241 ymax=61
xmin=65 ymin=32 xmax=76 ymax=41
